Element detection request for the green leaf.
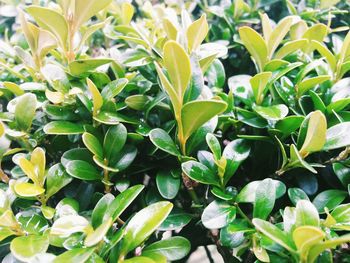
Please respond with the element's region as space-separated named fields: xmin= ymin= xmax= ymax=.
xmin=276 ymin=116 xmax=304 ymax=137
xmin=239 ymin=26 xmax=268 ymax=71
xmin=187 ymin=14 xmax=208 ymax=53
xmin=0 ymin=210 xmax=19 ymax=228
xmin=143 ymin=237 xmax=191 ymax=261
xmin=31 ymin=147 xmax=46 ymax=183
xmin=299 ymin=111 xmax=327 ymax=157
xmin=295 ymin=200 xmax=320 ymax=227
xmin=312 ymin=190 xmax=347 ymax=213
xmin=250 ymin=72 xmax=271 ymax=104
xmin=253 ymin=178 xmax=276 ymax=220
xmin=19 ymin=157 xmax=39 ymax=185
xmin=267 ymin=16 xmax=293 ymax=57
xmin=253 ymin=104 xmax=288 ymax=121
xmin=288 ymin=188 xmax=309 ymax=206
xmin=149 ymin=128 xmax=180 ymax=156
xmin=289 ymin=144 xmax=317 ymax=173
xmin=264 ymin=59 xmax=289 ymax=71
xmin=326 ymin=98 xmax=350 ymax=113
xmin=182 ymin=161 xmax=220 ymax=187
xmin=92 ymin=185 xmax=144 ymax=228
xmin=15 ymin=93 xmax=37 ymax=131
xmin=125 ymin=95 xmax=151 ymax=110
xmin=51 ymin=215 xmax=89 ymax=237
xmin=87 ymin=78 xmax=103 ymax=116
xmin=108 ymin=145 xmax=137 ymax=170
xmin=206 ymin=133 xmax=221 ymax=160
xmin=275 ymin=39 xmax=308 ymax=59
xmin=297 ymin=75 xmax=330 ymax=97
xmin=222 ymin=139 xmax=250 ymax=184
xmin=0 ymin=228 xmax=15 ymax=242
xmin=101 ymin=78 xmax=129 ymax=100
xmin=53 ymin=247 xmax=95 ymax=263
xmin=14 ymin=182 xmax=45 ymax=197
xmin=237 ymin=180 xmax=286 ymax=203
xmin=82 ymin=132 xmax=103 ymax=158
xmin=163 ymin=40 xmax=191 ymax=101
xmin=121 ymin=201 xmax=173 ymax=255
xmin=333 ymin=162 xmax=350 ymax=187
xmin=91 ymin=193 xmax=114 ymax=228
xmin=11 ymin=235 xmax=49 ymax=261
xmin=302 ymin=24 xmax=328 ymax=51
xmin=120 ymin=2 xmax=134 ymax=24
xmin=26 ymin=6 xmax=68 ymax=51
xmin=201 ymin=200 xmax=236 ymax=229
xmin=311 ymin=40 xmax=337 ymax=72
xmin=308 ymin=234 xmax=350 ymax=263
xmin=69 ymin=59 xmax=112 ymax=76
xmin=323 ymin=122 xmax=350 ymax=150
xmin=123 ymin=257 xmax=156 ymax=263
xmin=46 ymin=163 xmax=72 ymax=199
xmin=338 ymin=29 xmax=350 ymax=64
xmin=103 ymin=124 xmax=127 ymax=161
xmin=43 ymin=121 xmax=84 ymax=135
xmin=163 ymin=18 xmax=177 ymax=41
xmin=85 ymin=217 xmax=112 ymax=247
xmin=73 ymin=0 xmax=113 ymax=30
xmin=156 ymin=170 xmax=180 ymax=199
xmin=94 ymin=111 xmax=139 ymax=125
xmin=41 ymin=205 xmax=55 ymax=219
xmin=155 ymin=63 xmax=181 ymax=114
xmin=292 ymin=226 xmax=325 ymax=259
xmin=66 ymin=160 xmax=101 ymax=181
xmin=331 ymin=204 xmax=350 ymax=223
xmin=181 ymin=100 xmax=227 ymax=141
xmin=253 ymin=218 xmax=296 ymax=253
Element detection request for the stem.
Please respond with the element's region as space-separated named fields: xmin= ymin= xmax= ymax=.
xmin=204 ymin=246 xmax=215 ymax=263
xmin=0 ymin=166 xmax=9 ymax=183
xmin=209 ymin=230 xmax=231 ymax=262
xmin=182 ymin=172 xmax=200 ymax=205
xmin=103 ymin=159 xmax=111 ymax=193
xmin=116 ymin=217 xmax=125 ymax=226
xmin=235 ymin=203 xmax=254 ymax=227
xmin=188 ymin=188 xmax=200 ymax=205
xmin=176 ymin=114 xmax=186 ymax=155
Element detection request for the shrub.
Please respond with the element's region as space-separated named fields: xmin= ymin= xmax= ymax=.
xmin=0 ymin=0 xmax=350 ymax=262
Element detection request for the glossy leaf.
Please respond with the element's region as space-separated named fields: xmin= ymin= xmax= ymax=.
xmin=163 ymin=40 xmax=191 ymax=100
xmin=121 ymin=201 xmax=173 ymax=254
xmin=82 ymin=132 xmax=103 ymax=158
xmin=187 ymin=14 xmax=208 ymax=53
xmin=295 ymin=200 xmax=319 ymax=227
xmin=143 ymin=237 xmax=190 ymax=261
xmin=15 ymin=93 xmax=37 ymax=131
xmin=53 ymin=248 xmax=95 ymax=263
xmin=156 ymin=170 xmax=180 ymax=199
xmin=201 ymin=200 xmax=236 ymax=229
xmin=253 ymin=218 xmax=296 ymax=253
xmin=43 ymin=121 xmax=84 ymax=135
xmin=11 ymin=235 xmax=49 ymax=261
xmin=14 ymin=182 xmax=45 ymax=197
xmin=253 ymin=104 xmax=288 ymax=121
xmin=323 ymin=122 xmax=350 ymax=150
xmin=299 ymin=111 xmax=327 ymax=157
xmin=239 ymin=26 xmax=268 ymax=71
xmin=149 ymin=128 xmax=180 ymax=156
xmin=253 ymin=178 xmax=276 ymax=220
xmin=181 ymin=100 xmax=227 ymax=141
xmin=66 ymin=160 xmax=101 ymax=181
xmin=182 ymin=161 xmax=219 ymax=186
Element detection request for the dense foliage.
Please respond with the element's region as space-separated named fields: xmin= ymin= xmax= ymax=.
xmin=0 ymin=0 xmax=350 ymax=262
